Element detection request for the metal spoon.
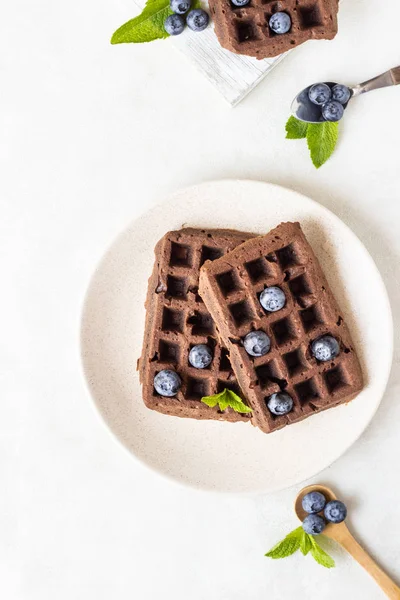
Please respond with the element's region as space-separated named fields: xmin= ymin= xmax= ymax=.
xmin=295 ymin=484 xmax=400 ymax=599
xmin=291 ymin=66 xmax=400 ymax=123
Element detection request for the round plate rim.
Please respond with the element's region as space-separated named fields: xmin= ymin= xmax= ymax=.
xmin=80 ymin=179 xmax=393 ymax=495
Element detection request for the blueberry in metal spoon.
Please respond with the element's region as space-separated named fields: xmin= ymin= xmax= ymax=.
xmin=332 ymin=84 xmax=351 ymax=105
xmin=322 ymin=100 xmax=344 ymax=122
xmin=309 ymin=83 xmax=332 ymax=106
xmin=291 ymin=66 xmax=400 ymax=124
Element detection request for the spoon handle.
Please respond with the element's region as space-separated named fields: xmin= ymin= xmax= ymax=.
xmin=353 ymin=66 xmax=400 ymax=97
xmin=338 ymin=531 xmax=400 ymax=599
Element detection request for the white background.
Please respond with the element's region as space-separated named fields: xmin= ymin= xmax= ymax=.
xmin=1 ymin=0 xmax=400 ymax=598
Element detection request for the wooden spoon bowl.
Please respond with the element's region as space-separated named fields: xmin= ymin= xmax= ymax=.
xmin=295 ymin=485 xmax=400 ymax=599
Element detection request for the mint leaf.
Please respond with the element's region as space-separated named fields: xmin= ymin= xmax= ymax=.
xmin=285 ymin=116 xmax=340 ymax=169
xmin=201 ymin=389 xmax=252 ymax=414
xmin=225 ymin=390 xmax=252 ymax=413
xmin=265 ymin=528 xmax=335 ymax=566
xmin=300 ymin=531 xmax=312 ymax=556
xmin=309 ymin=536 xmax=335 ymax=568
xmin=201 ymin=390 xmax=225 ymax=409
xmin=306 ymin=121 xmax=339 ymax=169
xmin=111 ymin=0 xmax=172 ymax=44
xmin=265 ymin=526 xmax=303 ymax=559
xmin=285 ymin=116 xmax=308 ymax=139
xmin=217 ymin=397 xmax=231 ymax=411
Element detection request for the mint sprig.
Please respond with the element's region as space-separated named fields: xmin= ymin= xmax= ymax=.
xmin=307 ymin=121 xmax=339 ymax=168
xmin=299 ymin=529 xmax=312 ymax=556
xmin=265 ymin=527 xmax=335 ymax=568
xmin=265 ymin=526 xmax=303 ymax=559
xmin=309 ymin=535 xmax=335 ymax=568
xmin=111 ymin=0 xmax=172 ymax=44
xmin=111 ymin=0 xmax=202 ymax=45
xmin=286 ymin=116 xmax=339 ymax=169
xmin=201 ymin=388 xmax=252 ymax=414
xmin=285 ymin=116 xmax=308 ymax=139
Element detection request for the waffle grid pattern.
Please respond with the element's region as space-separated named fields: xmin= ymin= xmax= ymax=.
xmin=199 ymin=223 xmax=363 ymax=433
xmin=140 ymin=228 xmax=254 ymax=421
xmin=210 ymin=0 xmax=338 ymax=59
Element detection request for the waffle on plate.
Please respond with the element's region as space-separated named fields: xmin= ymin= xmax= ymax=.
xmin=199 ymin=222 xmax=363 ymax=433
xmin=139 ymin=228 xmax=255 ymax=422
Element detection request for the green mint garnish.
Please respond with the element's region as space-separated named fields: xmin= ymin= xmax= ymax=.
xmin=111 ymin=0 xmax=173 ymax=44
xmin=299 ymin=528 xmax=312 ymax=556
xmin=111 ymin=0 xmax=202 ymax=45
xmin=285 ymin=116 xmax=308 ymax=139
xmin=285 ymin=116 xmax=339 ymax=169
xmin=201 ymin=388 xmax=252 ymax=414
xmin=265 ymin=526 xmax=335 ymax=568
xmin=265 ymin=526 xmax=303 ymax=559
xmin=308 ymin=535 xmax=335 ymax=568
xmin=307 ymin=121 xmax=339 ymax=169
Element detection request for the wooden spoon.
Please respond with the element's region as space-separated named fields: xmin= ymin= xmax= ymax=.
xmin=295 ymin=484 xmax=400 ymax=600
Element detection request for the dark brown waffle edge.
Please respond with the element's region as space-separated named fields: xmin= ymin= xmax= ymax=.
xmin=138 ymin=227 xmax=256 ymax=422
xmin=210 ymin=0 xmax=339 ymax=59
xmin=199 ymin=221 xmax=364 ymax=433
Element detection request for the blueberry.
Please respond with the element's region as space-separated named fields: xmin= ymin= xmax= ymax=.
xmin=311 ymin=335 xmax=340 ymax=362
xmin=308 ymin=83 xmax=332 ymax=106
xmin=186 ymin=9 xmax=209 ymax=32
xmin=322 ymin=100 xmax=344 ymax=122
xmin=243 ymin=331 xmax=271 ymax=357
xmin=259 ymin=286 xmax=286 ymax=312
xmin=324 ymin=500 xmax=347 ymax=523
xmin=302 ymin=514 xmax=326 ymax=535
xmin=302 ymin=491 xmax=326 ymax=514
xmin=269 ymin=12 xmax=291 ymax=34
xmin=188 ymin=344 xmax=213 ymax=369
xmin=231 ymin=0 xmax=250 ymax=5
xmin=170 ymin=0 xmax=191 ymax=14
xmin=154 ymin=369 xmax=182 ymax=396
xmin=267 ymin=392 xmax=293 ymax=416
xmin=332 ymin=84 xmax=351 ymax=105
xmin=164 ymin=13 xmax=185 ymax=35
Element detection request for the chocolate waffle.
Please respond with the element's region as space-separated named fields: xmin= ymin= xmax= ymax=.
xmin=209 ymin=0 xmax=339 ymax=59
xmin=199 ymin=222 xmax=363 ymax=434
xmin=139 ymin=228 xmax=255 ymax=421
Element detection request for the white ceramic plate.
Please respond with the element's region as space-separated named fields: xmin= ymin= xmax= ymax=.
xmin=81 ymin=181 xmax=393 ymax=494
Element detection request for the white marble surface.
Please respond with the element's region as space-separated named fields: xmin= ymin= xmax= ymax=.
xmin=1 ymin=0 xmax=400 ymax=598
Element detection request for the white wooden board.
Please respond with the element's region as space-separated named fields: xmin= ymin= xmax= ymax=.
xmin=134 ymin=0 xmax=287 ymax=106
